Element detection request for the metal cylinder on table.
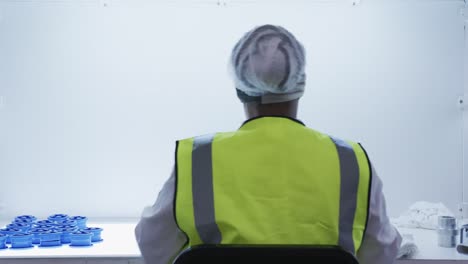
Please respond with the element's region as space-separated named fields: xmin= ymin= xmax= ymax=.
xmin=438 ymin=216 xmax=458 ymax=248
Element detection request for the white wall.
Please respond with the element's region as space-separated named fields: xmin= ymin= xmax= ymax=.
xmin=464 ymin=6 xmax=468 ymax=205
xmin=0 ymin=0 xmax=465 ymax=219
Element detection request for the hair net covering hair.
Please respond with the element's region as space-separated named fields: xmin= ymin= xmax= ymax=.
xmin=230 ymin=25 xmax=306 ymax=104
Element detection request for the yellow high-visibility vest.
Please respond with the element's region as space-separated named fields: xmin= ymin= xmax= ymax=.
xmin=175 ymin=116 xmax=371 ymax=255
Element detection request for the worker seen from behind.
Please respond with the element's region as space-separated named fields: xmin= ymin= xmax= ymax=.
xmin=135 ymin=24 xmax=402 ymax=264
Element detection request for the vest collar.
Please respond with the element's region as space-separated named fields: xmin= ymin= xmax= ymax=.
xmin=240 ymin=115 xmax=306 ymax=128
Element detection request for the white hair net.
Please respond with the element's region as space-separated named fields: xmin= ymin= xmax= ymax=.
xmin=230 ymin=25 xmax=306 ymax=104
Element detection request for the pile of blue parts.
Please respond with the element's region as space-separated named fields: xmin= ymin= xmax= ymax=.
xmin=0 ymin=214 xmax=103 ymax=249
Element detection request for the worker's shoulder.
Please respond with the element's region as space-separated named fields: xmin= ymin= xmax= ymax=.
xmin=176 ymin=131 xmax=237 ymax=143
xmin=304 ymin=126 xmax=368 ymax=153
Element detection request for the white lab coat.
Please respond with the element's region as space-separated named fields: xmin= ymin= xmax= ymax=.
xmin=135 ymin=165 xmax=402 ymax=264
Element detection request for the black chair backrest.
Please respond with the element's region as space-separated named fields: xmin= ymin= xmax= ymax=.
xmin=173 ymin=245 xmax=359 ymax=264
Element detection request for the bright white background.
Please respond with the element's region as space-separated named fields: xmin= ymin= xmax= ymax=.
xmin=0 ymin=0 xmax=466 ymax=220
xmin=465 ymin=6 xmax=468 ymax=208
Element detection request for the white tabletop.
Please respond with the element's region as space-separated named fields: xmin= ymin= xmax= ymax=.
xmin=2 ymin=222 xmax=468 ymax=263
xmin=397 ymin=228 xmax=468 ymax=261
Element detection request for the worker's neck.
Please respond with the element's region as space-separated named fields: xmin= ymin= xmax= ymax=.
xmin=244 ymin=100 xmax=299 ymax=120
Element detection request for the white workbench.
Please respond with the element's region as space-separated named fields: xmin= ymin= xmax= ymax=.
xmin=1 ymin=222 xmax=468 ymax=264
xmin=397 ymin=227 xmax=468 ymax=264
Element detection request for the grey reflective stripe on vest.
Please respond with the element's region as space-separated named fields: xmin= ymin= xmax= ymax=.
xmin=192 ymin=134 xmax=222 ymax=244
xmin=331 ymin=137 xmax=360 ymax=254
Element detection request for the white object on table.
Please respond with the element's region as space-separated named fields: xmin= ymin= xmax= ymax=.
xmin=392 ymin=201 xmax=454 ymax=230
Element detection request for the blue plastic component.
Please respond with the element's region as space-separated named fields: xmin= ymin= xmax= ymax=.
xmin=58 ymin=224 xmax=77 ymax=230
xmin=69 ymin=231 xmax=93 ymax=247
xmin=0 ymin=228 xmax=21 ymax=243
xmin=0 ymin=234 xmax=7 ymax=249
xmin=83 ymin=227 xmax=103 ymax=242
xmin=69 ymin=216 xmax=87 ymax=229
xmin=30 ymin=228 xmax=51 ymax=244
xmin=35 ymin=220 xmax=55 ymax=226
xmin=56 ymin=220 xmax=77 ymax=227
xmin=39 ymin=230 xmax=62 ymax=247
xmin=34 ymin=224 xmax=55 ymax=230
xmin=55 ymin=227 xmax=78 ymax=244
xmin=7 ymin=223 xmax=31 ymax=232
xmin=13 ymin=219 xmax=32 ymax=225
xmin=48 ymin=214 xmax=69 ymax=223
xmin=14 ymin=215 xmax=37 ymax=223
xmin=10 ymin=233 xmax=33 ymax=248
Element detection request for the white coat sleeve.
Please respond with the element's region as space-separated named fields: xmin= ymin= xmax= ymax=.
xmin=357 ymin=165 xmax=402 ymax=264
xmin=135 ymin=169 xmax=188 ymax=264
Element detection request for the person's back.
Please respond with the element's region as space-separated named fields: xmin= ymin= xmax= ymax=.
xmin=176 ymin=116 xmax=370 ymax=253
xmin=136 ymin=25 xmax=401 ymax=264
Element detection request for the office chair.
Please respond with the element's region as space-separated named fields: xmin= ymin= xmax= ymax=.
xmin=173 ymin=245 xmax=359 ymax=264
